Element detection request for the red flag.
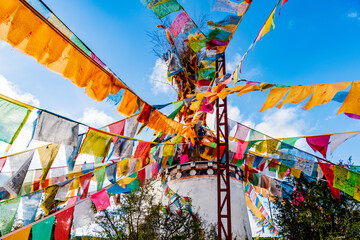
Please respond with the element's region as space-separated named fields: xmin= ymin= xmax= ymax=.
xmin=317 ymin=160 xmax=340 ymax=198
xmin=108 ymin=120 xmax=125 ymax=144
xmin=91 ymin=188 xmax=111 ymax=211
xmin=54 ymin=206 xmax=75 ymax=240
xmin=279 ymin=0 xmax=288 ymax=15
xmin=133 ymin=142 xmax=152 ymax=166
xmin=79 ymin=172 xmax=92 ymax=199
xmin=306 ymin=135 xmax=330 ymax=158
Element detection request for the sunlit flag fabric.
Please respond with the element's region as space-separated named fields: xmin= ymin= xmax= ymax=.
xmin=79 ymin=172 xmax=92 ymax=199
xmin=170 ymin=11 xmax=190 ymax=38
xmin=32 ymin=215 xmax=55 ymax=240
xmin=94 ymin=167 xmax=106 ymax=191
xmin=40 ymin=185 xmax=60 ymax=216
xmin=0 ymin=96 xmax=31 ymax=145
xmin=306 ymin=135 xmax=330 ymax=158
xmin=152 ymin=0 xmax=182 ymax=19
xmin=3 ymin=151 xmax=33 ymax=197
xmin=91 ymin=188 xmax=111 ymax=211
xmin=2 ymin=226 xmax=31 ymax=240
xmin=0 ymin=197 xmax=20 ymax=235
xmin=38 ymin=144 xmax=60 ymax=181
xmin=33 ymin=111 xmax=79 ymax=146
xmin=55 ymin=179 xmax=73 ymax=201
xmin=21 ymin=191 xmax=42 ymax=226
xmin=79 ymin=128 xmax=112 ymax=157
xmin=330 ymin=133 xmax=359 ymax=154
xmin=73 ymin=198 xmax=96 ymax=232
xmin=65 ymin=134 xmax=84 ymax=172
xmin=54 ymin=206 xmax=75 ymax=240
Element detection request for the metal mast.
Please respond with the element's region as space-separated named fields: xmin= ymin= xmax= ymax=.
xmin=215 ymin=53 xmax=232 ymax=240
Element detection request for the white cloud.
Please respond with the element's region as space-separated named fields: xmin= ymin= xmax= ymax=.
xmin=149 ymin=58 xmax=177 ymax=95
xmin=242 ymin=67 xmax=262 ymax=80
xmin=78 ymin=107 xmax=114 ymax=128
xmin=348 ymin=11 xmax=358 ymax=18
xmin=226 ymin=53 xmax=242 ymax=72
xmin=255 ymin=107 xmax=306 ymax=138
xmin=0 ymin=74 xmax=40 ymax=107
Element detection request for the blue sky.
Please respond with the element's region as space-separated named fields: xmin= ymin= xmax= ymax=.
xmin=0 ymin=0 xmax=359 ymax=237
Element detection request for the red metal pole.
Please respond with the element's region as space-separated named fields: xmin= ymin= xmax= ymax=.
xmin=216 ymin=53 xmax=232 ymax=240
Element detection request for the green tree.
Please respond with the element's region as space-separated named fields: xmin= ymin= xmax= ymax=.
xmin=93 ymin=178 xmax=217 ymax=240
xmin=273 ymin=176 xmax=360 ymax=240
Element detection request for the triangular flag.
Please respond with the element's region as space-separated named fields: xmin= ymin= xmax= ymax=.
xmin=91 ymin=188 xmax=111 ymax=211
xmin=0 ymin=198 xmax=20 ymax=235
xmin=21 ymin=191 xmax=42 ymax=226
xmin=54 ymin=206 xmax=75 ymax=240
xmin=38 ymin=144 xmax=60 ymax=181
xmin=32 ymin=215 xmax=55 ymax=240
xmin=306 ymin=135 xmax=330 ymax=158
xmin=330 ymin=133 xmax=359 ymax=154
xmin=2 ymin=225 xmax=31 ymax=240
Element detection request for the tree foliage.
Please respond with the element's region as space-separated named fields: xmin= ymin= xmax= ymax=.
xmin=93 ymin=179 xmax=217 ymax=240
xmin=273 ymin=176 xmax=360 ymax=240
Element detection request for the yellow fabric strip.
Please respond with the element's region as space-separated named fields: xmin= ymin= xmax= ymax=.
xmin=304 ymin=82 xmax=351 ymax=110
xmin=260 ymin=87 xmax=290 ymax=112
xmin=338 ymin=81 xmax=360 ymax=116
xmin=277 ymin=85 xmax=317 ymax=109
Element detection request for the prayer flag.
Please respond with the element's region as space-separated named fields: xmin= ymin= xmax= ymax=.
xmin=32 ymin=215 xmax=55 ymax=240
xmin=117 ymin=90 xmax=143 ymax=117
xmin=38 ymin=144 xmax=60 ymax=181
xmin=33 ymin=111 xmax=79 ymax=146
xmin=73 ymin=198 xmax=95 ymax=232
xmin=330 ymin=133 xmax=359 ymax=154
xmin=3 ymin=153 xmax=33 ymax=197
xmin=79 ymin=128 xmax=112 ymax=157
xmin=91 ymin=188 xmax=111 ymax=211
xmin=40 ymin=185 xmax=59 ymax=216
xmin=65 ymin=134 xmax=84 ymax=172
xmin=0 ymin=96 xmax=32 ymax=145
xmin=2 ymin=226 xmax=31 ymax=240
xmin=260 ymin=87 xmax=290 ymax=112
xmin=79 ymin=172 xmax=92 ymax=199
xmin=108 ymin=120 xmax=125 ymax=145
xmin=303 ymin=82 xmax=351 ymax=110
xmin=94 ymin=167 xmax=106 ymax=191
xmin=306 ymin=135 xmax=330 ymax=158
xmin=54 ymin=206 xmax=74 ymax=240
xmin=338 ymin=81 xmax=360 ymax=116
xmin=106 ymin=162 xmax=118 ymax=184
xmin=152 ymin=0 xmax=182 ymax=19
xmin=21 ymin=191 xmax=42 ymax=226
xmin=170 ymin=11 xmax=190 ymax=37
xmin=234 ymin=123 xmax=250 ymax=141
xmin=55 ymin=179 xmax=73 ymax=201
xmin=0 ymin=198 xmax=20 ymax=235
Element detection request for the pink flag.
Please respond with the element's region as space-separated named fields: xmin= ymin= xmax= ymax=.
xmin=234 ymin=141 xmax=248 ymax=159
xmin=91 ymin=188 xmax=111 ymax=211
xmin=200 ymin=98 xmax=214 ymax=114
xmin=306 ymin=135 xmax=330 ymax=158
xmin=54 ymin=206 xmax=74 ymax=240
xmin=170 ymin=11 xmax=190 ymax=38
xmin=108 ymin=120 xmax=125 ymax=144
xmin=234 ymin=123 xmax=250 ymax=141
xmin=180 ymin=154 xmax=189 ymax=163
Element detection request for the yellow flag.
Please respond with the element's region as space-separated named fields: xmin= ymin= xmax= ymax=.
xmin=262 ymin=8 xmax=276 ymax=38
xmin=38 ymin=144 xmax=60 ymax=181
